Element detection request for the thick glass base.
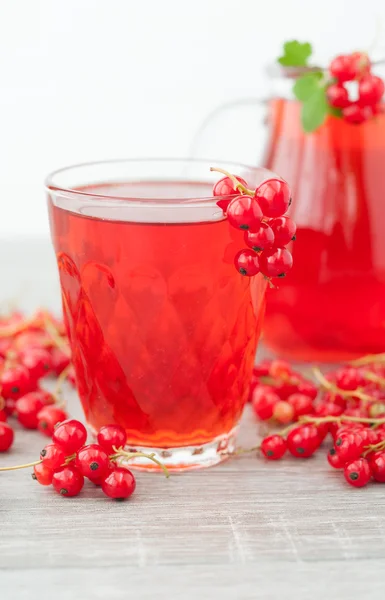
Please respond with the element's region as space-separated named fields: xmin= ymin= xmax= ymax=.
xmin=114 ymin=427 xmax=238 ymax=473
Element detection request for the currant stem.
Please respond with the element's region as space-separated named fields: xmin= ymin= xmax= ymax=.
xmin=0 ymin=459 xmax=42 ymax=472
xmin=312 ymin=367 xmax=373 ymax=402
xmin=0 ymin=317 xmax=36 ymax=338
xmin=43 ymin=317 xmax=71 ymax=356
xmin=209 ymin=167 xmax=254 ymax=196
xmin=363 ymin=371 xmax=385 ymax=388
xmin=300 ymin=415 xmax=385 ymax=426
xmin=111 ymin=448 xmax=170 ymax=478
xmin=349 ymin=353 xmax=385 ymax=367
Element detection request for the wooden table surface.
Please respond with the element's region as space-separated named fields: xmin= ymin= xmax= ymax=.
xmin=1 ymin=238 xmax=385 ymax=600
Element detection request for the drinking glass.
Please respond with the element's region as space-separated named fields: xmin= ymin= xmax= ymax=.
xmin=46 ymin=159 xmax=275 ymax=470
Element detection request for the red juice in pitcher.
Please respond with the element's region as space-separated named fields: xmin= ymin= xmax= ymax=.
xmin=262 ymin=99 xmax=385 ymax=362
xmin=47 ymin=160 xmax=269 ymax=470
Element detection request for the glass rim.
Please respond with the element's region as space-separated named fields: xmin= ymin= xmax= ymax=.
xmin=45 ymin=157 xmax=277 ymax=204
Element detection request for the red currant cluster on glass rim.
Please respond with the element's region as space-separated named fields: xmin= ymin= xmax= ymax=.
xmin=249 ymin=355 xmax=385 ymax=488
xmin=327 ymin=52 xmax=384 ymax=124
xmin=211 ymin=168 xmax=295 ymax=280
xmin=0 ymin=310 xmax=77 ymax=453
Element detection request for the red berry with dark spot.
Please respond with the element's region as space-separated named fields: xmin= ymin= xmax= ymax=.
xmin=255 ymin=179 xmax=291 ymax=217
xmin=52 ymin=465 xmax=84 ymax=497
xmin=76 ymin=443 xmax=110 ymax=480
xmin=269 ymin=216 xmax=297 ymax=246
xmin=334 ymin=431 xmax=365 ymax=463
xmin=19 ymin=348 xmax=53 ymax=381
xmin=227 ymin=195 xmax=263 ymax=231
xmin=40 ymin=444 xmax=66 ymax=470
xmin=244 ymin=223 xmax=275 ymax=252
xmin=101 ymin=467 xmax=136 ymax=500
xmin=326 ymin=84 xmax=350 ymax=108
xmin=259 ymin=247 xmax=293 ymax=278
xmin=52 ymin=419 xmax=87 ymax=454
xmin=287 ymin=425 xmax=321 ymax=458
xmin=234 ymin=249 xmax=260 ymax=277
xmin=260 ymin=435 xmax=287 ymax=460
xmin=37 ymin=406 xmax=68 ymax=436
xmin=0 ymin=366 xmax=33 ymax=400
xmin=32 ymin=462 xmax=54 ymax=486
xmin=327 ymin=447 xmax=344 ymax=469
xmin=97 ymin=424 xmax=127 ymax=454
xmin=344 ymin=458 xmax=371 ymax=488
xmin=0 ymin=422 xmax=14 ymax=452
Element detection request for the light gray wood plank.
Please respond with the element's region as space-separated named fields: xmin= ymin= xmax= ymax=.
xmin=1 ymin=238 xmax=385 ymax=600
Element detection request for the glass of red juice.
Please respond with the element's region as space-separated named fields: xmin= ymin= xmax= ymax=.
xmin=46 ymin=159 xmax=275 ymax=471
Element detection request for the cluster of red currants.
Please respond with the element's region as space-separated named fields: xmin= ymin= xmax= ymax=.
xmin=212 ymin=169 xmax=295 ymax=280
xmin=0 ymin=310 xmax=76 ymax=453
xmin=250 ymin=356 xmax=385 ymax=488
xmin=31 ymin=420 xmax=142 ymax=499
xmin=327 ymin=52 xmax=384 ymax=124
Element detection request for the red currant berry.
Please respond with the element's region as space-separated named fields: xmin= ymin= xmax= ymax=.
xmin=342 ymin=103 xmax=371 ymax=125
xmin=295 ymin=378 xmax=318 ymax=400
xmin=327 ymin=447 xmax=344 ymax=469
xmin=97 ymin=424 xmax=127 ymax=454
xmin=272 ymin=400 xmax=294 ymax=424
xmin=0 ymin=365 xmax=33 ymax=400
xmin=326 ymin=84 xmax=350 ymax=108
xmin=334 ymin=431 xmax=365 ymax=463
xmin=259 ymin=247 xmax=293 ymax=279
xmin=252 ymin=361 xmax=272 ymax=377
xmin=369 ymin=451 xmax=385 ymax=483
xmin=40 ymin=443 xmax=66 ymax=470
xmin=358 ymin=75 xmax=385 ymax=107
xmin=255 ymin=179 xmax=291 ymax=218
xmin=0 ymin=408 xmax=7 ymax=422
xmin=330 ymin=54 xmax=358 ymax=82
xmin=213 ymin=175 xmax=248 ymax=197
xmin=19 ymin=348 xmax=53 ymax=381
xmin=344 ymin=458 xmax=371 ymax=488
xmin=52 ymin=465 xmax=84 ymax=497
xmin=314 ymin=402 xmax=344 ymax=418
xmin=51 ymin=348 xmax=71 ymax=376
xmin=52 ymin=419 xmax=87 ymax=454
xmin=287 ymin=425 xmax=321 ymax=458
xmin=0 ymin=422 xmax=14 ymax=452
xmin=260 ymin=435 xmax=287 ymax=460
xmin=32 ymin=462 xmax=53 ymax=486
xmin=234 ymin=249 xmax=260 ymax=277
xmin=101 ymin=467 xmax=136 ymax=500
xmin=37 ymin=406 xmax=68 ymax=437
xmin=288 ymin=393 xmax=314 ymax=417
xmin=251 ymin=388 xmax=280 ymax=420
xmin=244 ymin=223 xmax=275 ymax=252
xmin=269 ymin=216 xmax=297 ymax=247
xmin=227 ymin=195 xmax=263 ymax=231
xmin=15 ymin=392 xmax=47 ymax=429
xmin=335 ymin=367 xmax=363 ymax=391
xmin=76 ymin=443 xmax=110 ymax=480
xmin=269 ymin=359 xmax=291 ymax=379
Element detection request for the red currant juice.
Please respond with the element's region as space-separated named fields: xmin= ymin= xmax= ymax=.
xmin=48 ymin=181 xmax=266 ymax=448
xmin=262 ymin=99 xmax=385 ymax=362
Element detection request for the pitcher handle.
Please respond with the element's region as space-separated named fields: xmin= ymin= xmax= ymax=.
xmin=189 ymin=97 xmax=268 ymax=165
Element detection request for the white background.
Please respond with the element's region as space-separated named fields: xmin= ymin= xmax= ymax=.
xmin=1 ymin=0 xmax=384 ymax=236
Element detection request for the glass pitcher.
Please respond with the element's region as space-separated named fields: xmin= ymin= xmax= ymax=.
xmin=191 ymin=64 xmax=385 ymax=362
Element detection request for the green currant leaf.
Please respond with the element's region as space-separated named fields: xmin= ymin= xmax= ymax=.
xmin=301 ymin=87 xmax=328 ymax=133
xmin=278 ymin=40 xmax=312 ymax=67
xmin=293 ymin=72 xmax=323 ymax=101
